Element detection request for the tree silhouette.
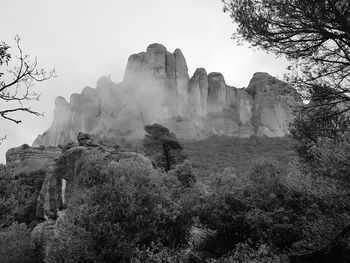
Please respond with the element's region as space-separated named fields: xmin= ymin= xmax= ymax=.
xmin=223 ymin=0 xmax=350 ymax=114
xmin=143 ymin=123 xmax=185 ymax=172
xmin=223 ymin=1 xmax=350 ymax=261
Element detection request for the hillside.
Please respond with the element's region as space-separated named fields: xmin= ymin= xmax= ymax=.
xmin=184 ymin=135 xmax=297 ymax=176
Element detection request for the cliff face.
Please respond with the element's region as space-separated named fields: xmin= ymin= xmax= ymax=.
xmin=33 ymin=43 xmax=302 ymax=147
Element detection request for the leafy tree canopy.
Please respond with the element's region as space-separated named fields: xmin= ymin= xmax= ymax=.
xmin=223 ymin=0 xmax=350 ymax=179
xmin=223 ymin=0 xmax=350 ymax=103
xmin=143 ymin=123 xmax=185 ymax=172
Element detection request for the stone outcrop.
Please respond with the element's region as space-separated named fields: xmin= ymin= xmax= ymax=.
xmin=30 ymin=219 xmax=56 ymax=251
xmin=189 ymin=68 xmax=208 ymax=117
xmin=207 ymin=72 xmax=227 ymax=114
xmin=22 ymin=133 xmax=156 ymax=257
xmin=33 ymin=44 xmax=302 ymax=147
xmin=33 ymin=133 xmax=154 ymax=220
xmin=246 ymin=72 xmax=302 ymax=137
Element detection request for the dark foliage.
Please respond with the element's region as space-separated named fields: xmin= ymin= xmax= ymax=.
xmin=172 ymin=161 xmax=197 ymax=188
xmin=0 ymin=168 xmax=45 ymax=228
xmin=223 ymin=0 xmax=350 ymax=149
xmin=183 ymin=135 xmax=297 ymax=176
xmin=0 ymin=222 xmax=43 ymax=263
xmin=143 ymin=123 xmax=186 ymax=172
xmin=223 ymin=0 xmax=350 ymax=92
xmin=46 ymin=157 xmax=184 ymax=262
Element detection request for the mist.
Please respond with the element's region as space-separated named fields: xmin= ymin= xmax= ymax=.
xmin=0 ymin=0 xmax=290 ymax=163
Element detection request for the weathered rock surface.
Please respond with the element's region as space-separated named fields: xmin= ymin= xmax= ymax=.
xmin=30 ymin=219 xmax=56 ymax=251
xmin=25 ymin=134 xmax=156 ymax=257
xmin=33 ymin=44 xmax=302 ymax=147
xmin=246 ymin=72 xmax=302 ymax=137
xmin=189 ymin=68 xmax=208 ymax=117
xmin=32 ymin=134 xmax=154 ymax=219
xmin=208 ymin=72 xmax=227 ymax=114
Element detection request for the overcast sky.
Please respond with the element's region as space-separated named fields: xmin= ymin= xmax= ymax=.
xmin=0 ymin=0 xmax=290 ymax=163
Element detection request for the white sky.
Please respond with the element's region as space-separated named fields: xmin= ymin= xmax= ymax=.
xmin=0 ymin=0 xmax=290 ymax=163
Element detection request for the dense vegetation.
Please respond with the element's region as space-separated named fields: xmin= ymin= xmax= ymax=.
xmin=1 ymin=1 xmax=349 ymax=261
xmin=1 ymin=134 xmax=349 ymax=262
xmin=0 ymin=165 xmax=45 ymax=263
xmin=184 ymin=135 xmax=297 ymax=176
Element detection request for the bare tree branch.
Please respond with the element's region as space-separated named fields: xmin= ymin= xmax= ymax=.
xmin=0 ymin=35 xmax=55 ymax=125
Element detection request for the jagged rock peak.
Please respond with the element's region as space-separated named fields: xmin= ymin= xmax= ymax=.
xmin=146 ymin=43 xmax=167 ymax=53
xmin=55 ymin=96 xmax=69 ymax=107
xmin=208 ymin=72 xmax=227 ymax=113
xmin=253 ymin=72 xmax=270 ymax=77
xmin=174 ymin=48 xmax=188 ymax=75
xmin=96 ymin=74 xmax=117 ymax=90
xmin=246 ymin=71 xmax=299 ymax=98
xmin=208 ymin=72 xmax=225 ymax=78
xmin=193 ymin=68 xmax=207 ymax=76
xmin=69 ymin=93 xmax=81 ymax=107
xmin=33 ymin=43 xmax=303 ymax=147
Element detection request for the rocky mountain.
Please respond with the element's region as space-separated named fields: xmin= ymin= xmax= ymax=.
xmin=33 ymin=44 xmax=302 ymax=147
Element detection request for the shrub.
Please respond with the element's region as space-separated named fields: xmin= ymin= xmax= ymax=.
xmin=0 ymin=169 xmax=45 ymax=228
xmin=172 ymin=161 xmax=197 ymax=188
xmin=207 ymin=243 xmax=279 ymax=263
xmin=0 ymin=222 xmax=42 ymax=263
xmin=46 ymin=164 xmax=183 ymax=262
xmin=183 ymin=135 xmax=297 ymax=176
xmin=132 ymin=243 xmax=200 ymax=263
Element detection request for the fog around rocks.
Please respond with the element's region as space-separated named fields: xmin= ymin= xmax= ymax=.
xmin=0 ymin=0 xmax=290 ymax=163
xmin=32 ymin=43 xmax=301 ymax=150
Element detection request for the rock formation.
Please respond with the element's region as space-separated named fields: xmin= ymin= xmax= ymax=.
xmin=33 ymin=44 xmax=302 ymax=147
xmin=7 ymin=133 xmax=156 ymax=257
xmin=246 ymin=72 xmax=301 ymax=137
xmin=32 ymin=133 xmax=154 ymax=220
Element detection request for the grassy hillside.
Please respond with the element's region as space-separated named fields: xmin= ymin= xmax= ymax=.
xmin=183 ymin=135 xmax=297 ymax=176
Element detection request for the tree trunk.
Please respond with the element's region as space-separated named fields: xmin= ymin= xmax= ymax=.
xmin=163 ymin=143 xmax=171 ymax=172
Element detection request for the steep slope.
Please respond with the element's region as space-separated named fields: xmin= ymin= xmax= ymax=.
xmin=33 ymin=44 xmax=302 ymax=147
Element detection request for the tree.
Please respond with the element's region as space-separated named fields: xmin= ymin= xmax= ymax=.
xmin=45 ymin=156 xmax=181 ymax=263
xmin=143 ymin=123 xmax=185 ymax=172
xmin=223 ymin=1 xmax=350 ymax=261
xmin=0 ymin=222 xmax=40 ymax=263
xmin=223 ymin=0 xmax=350 ymax=116
xmin=223 ymin=0 xmax=350 ymax=161
xmin=172 ymin=161 xmax=197 ymax=188
xmin=0 ymin=36 xmax=55 ymax=126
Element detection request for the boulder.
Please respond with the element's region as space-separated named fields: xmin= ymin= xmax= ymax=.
xmin=30 ymin=220 xmax=56 ymax=250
